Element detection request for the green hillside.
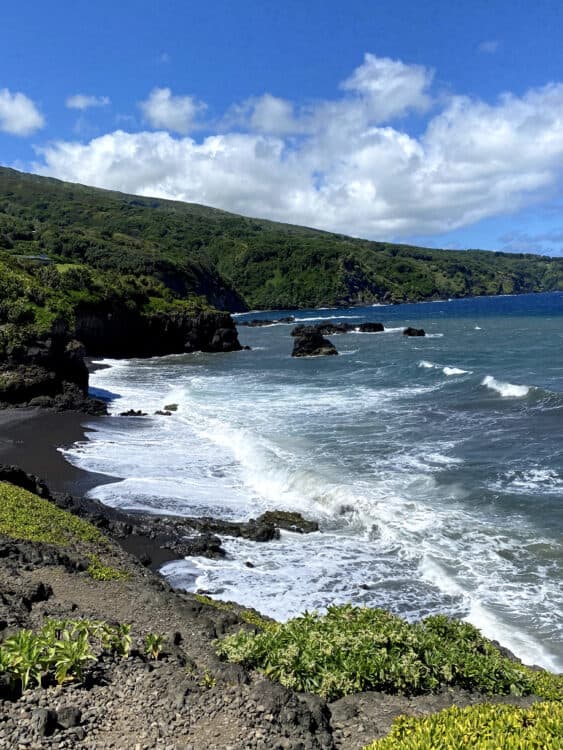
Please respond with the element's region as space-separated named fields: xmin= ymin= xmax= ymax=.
xmin=1 ymin=166 xmax=563 ymax=315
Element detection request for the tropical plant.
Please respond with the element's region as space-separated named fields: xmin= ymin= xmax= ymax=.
xmin=3 ymin=629 xmax=47 ymax=691
xmin=143 ymin=633 xmax=165 ymax=661
xmin=363 ymin=701 xmax=563 ymax=750
xmin=216 ymin=604 xmax=561 ymax=702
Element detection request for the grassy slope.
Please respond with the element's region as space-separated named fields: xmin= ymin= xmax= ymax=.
xmin=1 ymin=166 xmax=563 ymax=312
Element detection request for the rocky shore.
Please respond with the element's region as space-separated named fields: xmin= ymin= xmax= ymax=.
xmin=0 ymin=408 xmax=551 ymax=749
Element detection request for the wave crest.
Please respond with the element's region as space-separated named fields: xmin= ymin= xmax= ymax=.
xmin=482 ymin=375 xmax=530 ymax=398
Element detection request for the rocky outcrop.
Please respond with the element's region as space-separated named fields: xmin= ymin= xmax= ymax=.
xmin=0 ymin=329 xmax=105 ymax=412
xmin=403 ymin=327 xmax=426 ymax=337
xmin=292 ymin=332 xmax=338 ymax=357
xmin=291 ymin=321 xmax=384 ymax=336
xmin=238 ymin=316 xmax=295 ymax=327
xmin=358 ymin=322 xmax=384 ymax=333
xmin=0 ymin=308 xmax=243 ymax=410
xmin=291 ymin=323 xmax=349 ymax=337
xmin=257 ymin=510 xmax=319 ymax=534
xmin=75 ymin=308 xmax=242 ymax=357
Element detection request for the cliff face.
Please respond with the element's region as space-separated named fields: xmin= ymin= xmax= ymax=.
xmin=0 ymin=310 xmax=242 ymax=409
xmin=75 ymin=307 xmax=242 ymax=357
xmin=0 ymin=328 xmax=94 ymax=410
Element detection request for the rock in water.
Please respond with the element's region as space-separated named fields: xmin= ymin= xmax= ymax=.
xmin=403 ymin=326 xmax=426 ymax=337
xmin=256 ymin=510 xmax=319 ymax=534
xmin=292 ymin=333 xmax=338 ymax=357
xmin=357 ymin=322 xmax=384 ymax=332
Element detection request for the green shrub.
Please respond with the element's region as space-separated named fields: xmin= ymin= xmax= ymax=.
xmin=363 ymin=701 xmax=563 ymax=750
xmin=87 ymin=554 xmax=129 ymax=581
xmin=144 ymin=633 xmax=166 ymax=661
xmin=0 ymin=619 xmax=135 ymax=691
xmin=216 ymin=605 xmax=558 ymax=701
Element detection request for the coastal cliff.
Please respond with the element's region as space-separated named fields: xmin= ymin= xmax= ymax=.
xmin=0 ymin=308 xmax=242 ymax=409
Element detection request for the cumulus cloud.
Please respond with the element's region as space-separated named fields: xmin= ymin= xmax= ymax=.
xmin=66 ymin=94 xmax=110 ymax=110
xmin=0 ymin=89 xmax=44 ymax=136
xmin=31 ymin=55 xmax=563 ymax=240
xmin=340 ymin=53 xmax=433 ymax=120
xmin=139 ymin=87 xmax=206 ymax=134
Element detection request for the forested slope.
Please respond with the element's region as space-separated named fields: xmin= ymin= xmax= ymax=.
xmin=1 ymin=166 xmax=562 ymax=313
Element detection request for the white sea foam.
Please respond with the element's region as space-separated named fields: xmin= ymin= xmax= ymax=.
xmin=474 ymin=325 xmax=482 ymax=330
xmin=482 ymin=375 xmax=530 ymax=398
xmin=419 ymin=557 xmax=560 ymax=671
xmin=419 ymin=361 xmax=470 ymax=376
xmin=492 ymin=468 xmax=563 ymax=496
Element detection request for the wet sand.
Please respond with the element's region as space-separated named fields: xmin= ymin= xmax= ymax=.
xmin=0 ymin=408 xmax=116 ymax=495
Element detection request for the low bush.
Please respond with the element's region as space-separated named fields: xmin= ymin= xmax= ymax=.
xmin=0 ymin=619 xmax=122 ymax=691
xmin=0 ymin=619 xmax=165 ymax=692
xmin=87 ymin=554 xmax=129 ymax=581
xmin=216 ymin=604 xmax=562 ymax=701
xmin=363 ymin=701 xmax=563 ymax=750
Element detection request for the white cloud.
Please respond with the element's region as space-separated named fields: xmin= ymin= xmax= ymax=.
xmin=66 ymin=94 xmax=110 ymax=110
xmin=0 ymin=88 xmax=44 ymax=136
xmin=340 ymin=53 xmax=433 ymax=121
xmin=31 ymin=56 xmax=563 ymax=240
xmin=479 ymin=40 xmax=500 ymax=54
xmin=139 ymin=87 xmax=206 ymax=134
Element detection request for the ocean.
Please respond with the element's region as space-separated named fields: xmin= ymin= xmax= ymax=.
xmin=63 ymin=292 xmax=563 ymax=672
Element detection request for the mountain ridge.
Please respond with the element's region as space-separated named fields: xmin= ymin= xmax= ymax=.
xmin=2 ymin=165 xmax=563 ymax=311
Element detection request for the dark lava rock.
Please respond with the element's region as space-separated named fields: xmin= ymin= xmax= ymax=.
xmin=239 ymin=316 xmax=295 ymax=327
xmin=291 ymin=321 xmax=384 ymax=337
xmin=56 ymin=705 xmax=82 ymax=729
xmin=119 ymin=409 xmax=148 ymax=417
xmin=31 ymin=707 xmax=57 ymax=736
xmin=291 ymin=322 xmax=351 ymax=337
xmin=0 ymin=464 xmax=50 ymax=498
xmin=164 ymin=403 xmax=178 ymax=411
xmin=154 ymin=410 xmax=172 ymax=416
xmin=292 ymin=333 xmax=338 ymax=357
xmin=403 ymin=327 xmax=426 ymax=337
xmin=256 ymin=510 xmax=319 ymax=534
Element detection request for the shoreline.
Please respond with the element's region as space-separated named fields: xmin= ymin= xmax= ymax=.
xmin=0 ymin=408 xmax=116 ymax=496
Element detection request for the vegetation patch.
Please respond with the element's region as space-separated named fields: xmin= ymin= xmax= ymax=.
xmin=87 ymin=554 xmax=129 ymax=581
xmin=0 ymin=481 xmax=103 ymax=547
xmin=0 ymin=619 xmax=164 ymax=692
xmin=216 ymin=604 xmax=563 ymax=701
xmin=1 ymin=166 xmax=563 ymax=313
xmin=363 ymin=701 xmax=563 ymax=750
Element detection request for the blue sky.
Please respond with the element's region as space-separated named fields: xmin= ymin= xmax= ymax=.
xmin=3 ymin=0 xmax=563 ymax=254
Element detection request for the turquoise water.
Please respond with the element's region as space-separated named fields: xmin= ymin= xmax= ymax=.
xmin=65 ymin=292 xmax=563 ymax=671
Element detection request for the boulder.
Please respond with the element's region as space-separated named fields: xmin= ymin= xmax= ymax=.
xmin=238 ymin=316 xmax=295 ymax=327
xmin=256 ymin=510 xmax=319 ymax=534
xmin=403 ymin=327 xmax=426 ymax=337
xmin=291 ymin=322 xmax=351 ymax=337
xmin=292 ymin=333 xmax=338 ymax=357
xmin=357 ymin=322 xmax=384 ymax=333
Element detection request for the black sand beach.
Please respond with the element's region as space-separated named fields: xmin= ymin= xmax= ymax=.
xmin=0 ymin=408 xmax=114 ymax=496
